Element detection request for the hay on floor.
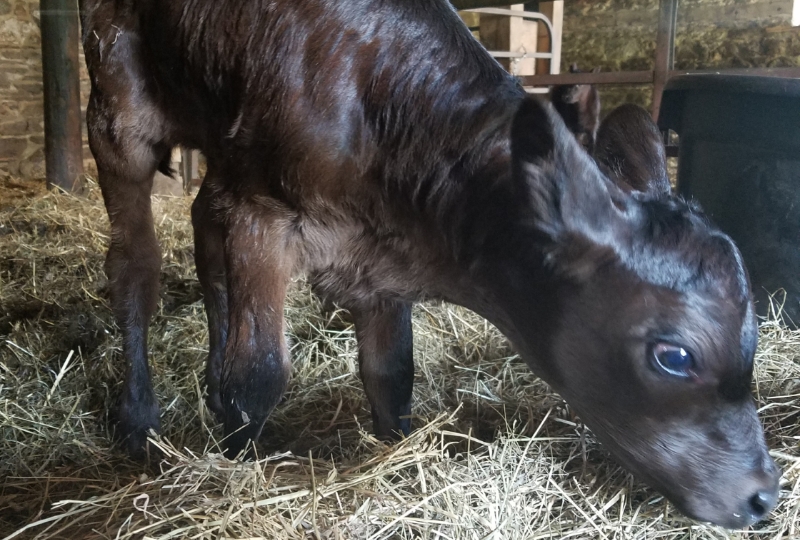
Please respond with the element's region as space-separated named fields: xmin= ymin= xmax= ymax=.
xmin=1 ymin=178 xmax=799 ymax=539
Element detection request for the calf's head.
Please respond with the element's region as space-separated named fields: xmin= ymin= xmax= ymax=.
xmin=496 ymin=98 xmax=779 ymax=528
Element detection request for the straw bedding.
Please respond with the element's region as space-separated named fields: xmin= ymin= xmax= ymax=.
xmin=1 ymin=177 xmax=799 ymax=539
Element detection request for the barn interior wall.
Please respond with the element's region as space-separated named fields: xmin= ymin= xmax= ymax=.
xmin=560 ymin=0 xmax=800 ymax=114
xmin=1 ymin=1 xmax=799 ymax=181
xmin=0 ymin=0 xmax=91 ymax=182
xmin=1 ymin=0 xmax=45 ymax=180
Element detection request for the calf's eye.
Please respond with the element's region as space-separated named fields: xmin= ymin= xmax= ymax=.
xmin=652 ymin=343 xmax=694 ymax=378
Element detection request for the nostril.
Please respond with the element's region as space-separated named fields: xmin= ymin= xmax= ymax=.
xmin=748 ymin=490 xmax=774 ymax=519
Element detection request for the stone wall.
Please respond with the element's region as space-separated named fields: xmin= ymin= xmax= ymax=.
xmin=0 ymin=0 xmax=92 ymax=182
xmin=0 ymin=0 xmax=46 ymax=179
xmin=560 ymin=0 xmax=800 ymax=115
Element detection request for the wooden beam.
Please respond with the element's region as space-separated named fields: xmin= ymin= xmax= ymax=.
xmin=41 ymin=0 xmax=84 ymax=192
xmin=652 ymin=0 xmax=678 ymax=120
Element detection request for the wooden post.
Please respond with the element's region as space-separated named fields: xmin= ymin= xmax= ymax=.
xmin=41 ymin=0 xmax=84 ymax=192
xmin=652 ymin=0 xmax=678 ymax=120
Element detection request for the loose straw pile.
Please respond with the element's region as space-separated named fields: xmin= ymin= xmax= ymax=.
xmin=1 ymin=178 xmax=799 ymax=539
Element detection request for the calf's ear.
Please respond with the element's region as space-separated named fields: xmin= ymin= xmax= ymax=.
xmin=511 ymin=97 xmax=629 ymax=254
xmin=594 ymin=103 xmax=671 ymax=196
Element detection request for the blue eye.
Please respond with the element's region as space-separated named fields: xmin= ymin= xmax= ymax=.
xmin=652 ymin=343 xmax=694 ymax=378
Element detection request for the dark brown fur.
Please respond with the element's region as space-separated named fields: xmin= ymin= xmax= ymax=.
xmin=79 ymin=0 xmax=777 ymax=528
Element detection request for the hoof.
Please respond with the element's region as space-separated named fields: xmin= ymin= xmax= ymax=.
xmin=372 ymin=407 xmax=412 ymax=441
xmin=113 ymin=390 xmax=161 ymax=461
xmin=206 ymin=389 xmax=224 ymax=422
xmin=222 ymin=432 xmax=258 ymax=461
xmin=222 ymin=408 xmax=265 ymax=460
xmin=373 ymin=421 xmax=411 ymax=442
xmin=116 ymin=423 xmax=163 ymax=462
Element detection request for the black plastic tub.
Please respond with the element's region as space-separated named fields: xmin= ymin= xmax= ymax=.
xmin=659 ymin=75 xmax=800 ymax=325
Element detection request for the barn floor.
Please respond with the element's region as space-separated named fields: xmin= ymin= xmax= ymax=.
xmin=1 ymin=178 xmax=800 ymax=540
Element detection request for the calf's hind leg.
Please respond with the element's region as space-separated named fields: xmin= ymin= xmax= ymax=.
xmin=221 ymin=208 xmax=294 ymax=458
xmin=352 ymin=301 xmax=415 ymax=439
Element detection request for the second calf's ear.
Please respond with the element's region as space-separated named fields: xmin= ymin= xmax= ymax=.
xmin=595 ymin=104 xmax=671 ymax=196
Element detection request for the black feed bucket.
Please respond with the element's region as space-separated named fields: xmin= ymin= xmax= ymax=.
xmin=659 ymin=75 xmax=800 ymax=326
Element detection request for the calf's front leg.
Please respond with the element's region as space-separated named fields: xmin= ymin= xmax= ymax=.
xmin=221 ymin=209 xmax=293 ymax=459
xmin=87 ymin=97 xmax=166 ymax=460
xmin=352 ymin=301 xmax=415 ymax=439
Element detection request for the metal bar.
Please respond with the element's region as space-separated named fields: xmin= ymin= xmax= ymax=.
xmin=41 ymin=0 xmax=84 ymax=192
xmin=652 ymin=0 xmax=678 ymax=119
xmin=521 ymin=67 xmax=800 ymax=87
xmin=670 ymin=67 xmax=800 ymax=78
xmin=519 ymin=70 xmax=656 ymax=86
xmin=465 ymin=7 xmax=554 ymax=41
xmin=451 ymin=0 xmax=524 ymax=9
xmin=547 ymin=1 xmax=564 ymax=75
xmin=488 ymin=51 xmax=553 ymax=59
xmin=464 ymin=8 xmax=553 ymax=24
xmin=469 ymin=6 xmax=555 ymax=77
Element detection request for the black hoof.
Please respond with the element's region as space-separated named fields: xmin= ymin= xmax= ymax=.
xmin=116 ymin=423 xmax=163 ymax=461
xmin=374 ymin=420 xmax=411 ymax=442
xmin=222 ymin=432 xmax=258 ymax=460
xmin=372 ymin=405 xmax=412 ymax=441
xmin=206 ymin=389 xmax=224 ymax=422
xmin=113 ymin=390 xmax=161 ymax=461
xmin=222 ymin=409 xmax=264 ymax=460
